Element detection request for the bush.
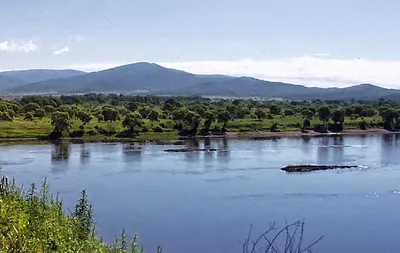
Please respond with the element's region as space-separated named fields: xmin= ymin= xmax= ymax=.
xmin=0 ymin=112 xmax=12 ymax=122
xmin=314 ymin=124 xmax=328 ymax=133
xmin=97 ymin=124 xmax=117 ymax=136
xmin=24 ymin=112 xmax=34 ymax=121
xmin=87 ymin=129 xmax=97 ymax=136
xmin=0 ymin=175 xmax=147 ymax=253
xmin=142 ymin=126 xmax=149 ymax=133
xmin=152 ymin=125 xmax=164 ymax=133
xmin=270 ymin=122 xmax=279 ymax=132
xmin=359 ymin=120 xmax=368 ymax=130
xmin=6 ymin=109 xmax=15 ymax=119
xmin=96 ymin=114 xmax=104 ymax=122
xmin=34 ymin=108 xmax=46 ymax=118
xmin=69 ymin=130 xmax=85 ymax=138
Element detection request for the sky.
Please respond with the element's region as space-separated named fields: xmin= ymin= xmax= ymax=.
xmin=1 ymin=0 xmax=400 ymax=88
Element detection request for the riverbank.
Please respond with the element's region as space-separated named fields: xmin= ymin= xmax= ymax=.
xmin=226 ymin=129 xmax=397 ymax=139
xmin=0 ymin=128 xmax=397 ymax=144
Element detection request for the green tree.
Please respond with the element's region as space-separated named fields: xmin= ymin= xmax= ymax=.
xmin=255 ymin=108 xmax=266 ymax=121
xmin=345 ymin=107 xmax=354 ymax=117
xmin=77 ymin=111 xmax=93 ymax=127
xmin=217 ymin=111 xmax=231 ymax=130
xmin=102 ymin=107 xmax=119 ymax=122
xmin=0 ymin=112 xmax=12 ymax=121
xmin=138 ymin=106 xmax=151 ymax=119
xmin=318 ymin=106 xmax=330 ymax=125
xmin=331 ymin=110 xmax=344 ymax=125
xmin=284 ymin=109 xmax=295 ymax=116
xmin=33 ymin=108 xmax=46 ymax=119
xmin=43 ymin=105 xmax=55 ymax=113
xmin=23 ymin=102 xmax=40 ymax=112
xmin=148 ymin=110 xmax=160 ymax=122
xmin=203 ymin=110 xmax=215 ymax=131
xmin=268 ymin=104 xmax=281 ymax=115
xmin=303 ymin=118 xmax=311 ymax=129
xmin=301 ymin=108 xmax=314 ymax=119
xmin=24 ymin=112 xmax=34 ymax=121
xmin=122 ymin=112 xmax=144 ymax=134
xmin=51 ymin=111 xmax=72 ymax=134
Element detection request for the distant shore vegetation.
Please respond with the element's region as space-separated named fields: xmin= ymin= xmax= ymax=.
xmin=0 ymin=94 xmax=399 ymax=141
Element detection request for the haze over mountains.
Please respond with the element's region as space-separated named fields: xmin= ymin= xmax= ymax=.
xmin=1 ymin=62 xmax=400 ymax=101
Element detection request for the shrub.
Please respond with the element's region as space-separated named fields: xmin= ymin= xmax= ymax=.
xmin=152 ymin=125 xmax=164 ymax=133
xmin=359 ymin=120 xmax=368 ymax=130
xmin=87 ymin=129 xmax=97 ymax=136
xmin=270 ymin=122 xmax=279 ymax=132
xmin=97 ymin=125 xmax=117 ymax=136
xmin=96 ymin=114 xmax=104 ymax=122
xmin=69 ymin=130 xmax=85 ymax=138
xmin=0 ymin=112 xmax=12 ymax=122
xmin=34 ymin=108 xmax=46 ymax=118
xmin=6 ymin=109 xmax=15 ymax=119
xmin=24 ymin=112 xmax=34 ymax=121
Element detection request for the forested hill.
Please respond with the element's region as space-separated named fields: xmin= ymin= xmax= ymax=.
xmin=3 ymin=62 xmax=400 ymax=101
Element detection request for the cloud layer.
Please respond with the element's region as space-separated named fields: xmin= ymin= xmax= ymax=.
xmin=53 ymin=47 xmax=70 ymax=55
xmin=63 ymin=56 xmax=400 ymax=89
xmin=0 ymin=40 xmax=38 ymax=52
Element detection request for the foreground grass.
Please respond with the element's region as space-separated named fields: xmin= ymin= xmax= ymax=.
xmin=0 ymin=175 xmax=159 ymax=253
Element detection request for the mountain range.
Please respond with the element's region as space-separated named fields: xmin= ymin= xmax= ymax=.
xmin=2 ymin=62 xmax=400 ymax=101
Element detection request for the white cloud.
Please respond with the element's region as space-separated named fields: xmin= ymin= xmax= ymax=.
xmin=53 ymin=47 xmax=70 ymax=55
xmin=0 ymin=40 xmax=38 ymax=52
xmin=62 ymin=56 xmax=400 ymax=89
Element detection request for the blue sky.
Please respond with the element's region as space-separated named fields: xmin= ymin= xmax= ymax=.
xmin=2 ymin=0 xmax=400 ymax=87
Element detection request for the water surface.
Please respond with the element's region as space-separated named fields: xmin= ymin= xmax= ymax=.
xmin=1 ymin=135 xmax=400 ymax=253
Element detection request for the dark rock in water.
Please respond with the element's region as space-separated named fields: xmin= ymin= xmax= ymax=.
xmin=164 ymin=148 xmax=226 ymax=153
xmin=281 ymin=164 xmax=358 ymax=173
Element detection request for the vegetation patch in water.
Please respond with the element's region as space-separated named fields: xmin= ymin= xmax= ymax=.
xmin=282 ymin=164 xmax=358 ymax=172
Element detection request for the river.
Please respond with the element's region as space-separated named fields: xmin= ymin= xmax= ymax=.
xmin=1 ymin=135 xmax=400 ymax=253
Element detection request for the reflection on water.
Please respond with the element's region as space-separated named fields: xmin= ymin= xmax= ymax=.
xmin=51 ymin=141 xmax=71 ymax=162
xmin=80 ymin=144 xmax=91 ymax=164
xmin=1 ymin=135 xmax=400 ymax=253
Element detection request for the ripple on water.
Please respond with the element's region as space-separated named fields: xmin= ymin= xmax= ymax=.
xmin=0 ymin=158 xmax=34 ymax=166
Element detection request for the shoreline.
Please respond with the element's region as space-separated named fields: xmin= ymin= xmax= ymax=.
xmin=225 ymin=129 xmax=398 ymax=139
xmin=0 ymin=129 xmax=398 ymax=144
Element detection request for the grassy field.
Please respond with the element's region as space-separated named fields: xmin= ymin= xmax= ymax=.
xmin=0 ymin=115 xmax=383 ymax=141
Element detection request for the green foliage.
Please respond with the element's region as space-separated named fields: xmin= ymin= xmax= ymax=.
xmin=284 ymin=109 xmax=295 ymax=116
xmin=97 ymin=114 xmax=105 ymax=122
xmin=148 ymin=110 xmax=159 ymax=122
xmin=77 ymin=111 xmax=93 ymax=126
xmin=303 ymin=118 xmax=311 ymax=129
xmin=51 ymin=111 xmax=72 ymax=134
xmin=122 ymin=112 xmax=144 ymax=134
xmin=102 ymin=107 xmax=119 ymax=122
xmin=43 ymin=105 xmax=55 ymax=113
xmin=23 ymin=102 xmax=40 ymax=112
xmin=33 ymin=108 xmax=46 ymax=119
xmin=318 ymin=106 xmax=330 ymax=125
xmin=331 ymin=110 xmax=344 ymax=124
xmin=0 ymin=111 xmax=12 ymax=122
xmin=255 ymin=108 xmax=266 ymax=121
xmin=0 ymin=175 xmax=147 ymax=253
xmin=24 ymin=112 xmax=34 ymax=121
xmin=268 ymin=104 xmax=281 ymax=115
xmin=217 ymin=111 xmax=231 ymax=130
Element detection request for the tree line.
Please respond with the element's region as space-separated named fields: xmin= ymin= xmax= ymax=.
xmin=1 ymin=94 xmax=400 ymax=138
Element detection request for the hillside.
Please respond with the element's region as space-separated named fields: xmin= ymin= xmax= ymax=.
xmin=4 ymin=62 xmax=400 ymax=100
xmin=0 ymin=75 xmax=27 ymax=91
xmin=0 ymin=69 xmax=85 ymax=83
